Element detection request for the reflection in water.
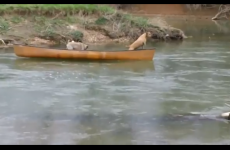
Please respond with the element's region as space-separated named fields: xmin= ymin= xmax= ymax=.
xmin=12 ymin=58 xmax=155 ymax=73
xmin=1 ymin=19 xmax=230 ymax=144
xmin=165 ymin=19 xmax=230 ymax=37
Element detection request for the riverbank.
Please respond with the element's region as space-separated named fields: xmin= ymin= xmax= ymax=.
xmin=0 ymin=4 xmax=186 ymax=48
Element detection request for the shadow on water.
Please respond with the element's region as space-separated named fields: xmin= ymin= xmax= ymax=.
xmin=10 ymin=112 xmax=230 ymax=144
xmin=0 ymin=48 xmax=13 ymax=53
xmin=12 ymin=58 xmax=155 ymax=73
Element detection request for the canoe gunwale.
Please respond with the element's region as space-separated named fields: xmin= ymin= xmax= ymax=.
xmin=13 ymin=44 xmax=156 ymax=52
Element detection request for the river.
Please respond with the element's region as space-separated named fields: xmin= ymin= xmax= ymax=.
xmin=1 ymin=19 xmax=230 ymax=145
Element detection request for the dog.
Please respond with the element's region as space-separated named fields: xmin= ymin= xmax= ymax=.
xmin=126 ymin=32 xmax=152 ymax=50
xmin=66 ymin=40 xmax=88 ymax=50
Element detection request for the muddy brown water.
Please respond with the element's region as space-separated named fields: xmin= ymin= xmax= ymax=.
xmin=1 ymin=19 xmax=230 ymax=144
xmin=125 ymin=4 xmax=219 ymax=16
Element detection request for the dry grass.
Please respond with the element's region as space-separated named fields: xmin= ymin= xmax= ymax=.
xmin=0 ymin=4 xmax=185 ymax=46
xmin=85 ymin=11 xmax=184 ymax=40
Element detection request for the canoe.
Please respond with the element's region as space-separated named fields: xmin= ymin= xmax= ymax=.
xmin=13 ymin=45 xmax=155 ymax=61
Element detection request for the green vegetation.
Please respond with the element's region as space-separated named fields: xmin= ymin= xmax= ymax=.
xmin=0 ymin=4 xmax=115 ymax=15
xmin=0 ymin=18 xmax=10 ymax=34
xmin=0 ymin=4 xmax=185 ymax=46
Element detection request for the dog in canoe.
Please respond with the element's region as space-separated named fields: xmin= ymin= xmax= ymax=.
xmin=126 ymin=32 xmax=152 ymax=50
xmin=66 ymin=40 xmax=88 ymax=51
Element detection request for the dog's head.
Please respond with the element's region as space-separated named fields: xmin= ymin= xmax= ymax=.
xmin=82 ymin=43 xmax=88 ymax=50
xmin=146 ymin=32 xmax=152 ymax=38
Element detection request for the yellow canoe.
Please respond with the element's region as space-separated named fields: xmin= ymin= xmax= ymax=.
xmin=13 ymin=45 xmax=155 ymax=61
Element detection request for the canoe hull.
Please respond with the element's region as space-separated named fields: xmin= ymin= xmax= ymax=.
xmin=13 ymin=45 xmax=155 ymax=61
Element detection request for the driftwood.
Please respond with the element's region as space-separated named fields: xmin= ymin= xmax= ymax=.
xmin=0 ymin=38 xmax=15 ymax=49
xmin=185 ymin=4 xmax=230 ymax=20
xmin=0 ymin=38 xmax=17 ymax=45
xmin=212 ymin=4 xmax=230 ymax=20
xmin=0 ymin=39 xmax=6 ymax=45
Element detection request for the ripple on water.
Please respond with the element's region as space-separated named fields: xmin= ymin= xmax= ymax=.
xmin=1 ymin=37 xmax=230 ymax=144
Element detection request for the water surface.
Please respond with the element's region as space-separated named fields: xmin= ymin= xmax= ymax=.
xmin=1 ymin=19 xmax=230 ymax=144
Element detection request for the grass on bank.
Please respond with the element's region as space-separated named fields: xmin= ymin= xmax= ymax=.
xmin=0 ymin=4 xmax=116 ymax=15
xmin=0 ymin=4 xmax=166 ymax=28
xmin=0 ymin=4 xmax=149 ymax=27
xmin=0 ymin=4 xmax=184 ymax=44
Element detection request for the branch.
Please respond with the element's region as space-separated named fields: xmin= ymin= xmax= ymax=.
xmin=212 ymin=4 xmax=230 ymax=20
xmin=0 ymin=39 xmax=6 ymax=45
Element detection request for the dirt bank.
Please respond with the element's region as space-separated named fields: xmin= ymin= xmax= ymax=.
xmin=0 ymin=5 xmax=186 ymax=49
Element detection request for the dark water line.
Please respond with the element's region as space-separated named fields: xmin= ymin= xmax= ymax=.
xmin=16 ymin=113 xmax=228 ymax=123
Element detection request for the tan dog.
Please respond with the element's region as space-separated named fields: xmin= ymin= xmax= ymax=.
xmin=126 ymin=32 xmax=152 ymax=50
xmin=66 ymin=40 xmax=88 ymax=50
